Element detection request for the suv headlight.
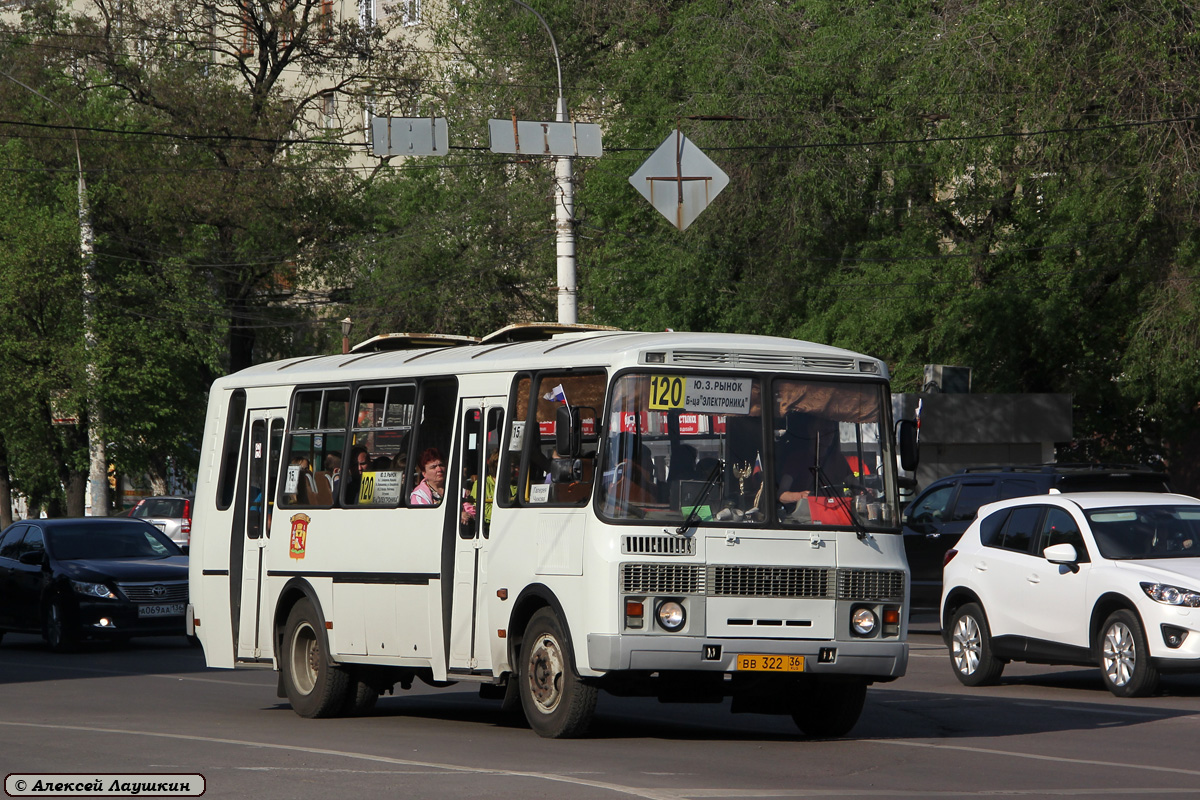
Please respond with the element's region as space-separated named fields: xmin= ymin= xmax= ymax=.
xmin=71 ymin=581 xmax=116 ymax=599
xmin=1141 ymin=582 xmax=1200 ymax=607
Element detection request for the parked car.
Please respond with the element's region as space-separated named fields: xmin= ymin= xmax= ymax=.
xmin=129 ymin=496 xmax=194 ymax=552
xmin=0 ymin=517 xmax=188 ymax=651
xmin=941 ymin=491 xmax=1200 ymax=697
xmin=903 ymin=465 xmax=1172 ymax=608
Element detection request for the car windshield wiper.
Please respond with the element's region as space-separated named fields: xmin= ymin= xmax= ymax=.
xmin=674 ymin=460 xmax=724 ymax=536
xmin=811 ymin=465 xmax=871 ymax=541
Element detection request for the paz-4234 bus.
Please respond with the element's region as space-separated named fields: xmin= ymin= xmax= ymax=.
xmin=188 ymin=326 xmax=919 ymax=738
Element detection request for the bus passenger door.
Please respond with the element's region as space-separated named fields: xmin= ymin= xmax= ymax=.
xmin=235 ymin=409 xmax=284 ymax=661
xmin=449 ymin=398 xmax=504 ymax=673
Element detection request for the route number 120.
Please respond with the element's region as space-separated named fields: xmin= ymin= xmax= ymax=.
xmin=649 ymin=375 xmax=685 ymax=410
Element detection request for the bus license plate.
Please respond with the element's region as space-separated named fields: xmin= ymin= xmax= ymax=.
xmin=138 ymin=603 xmax=185 ymax=618
xmin=736 ymin=654 xmax=805 ymax=672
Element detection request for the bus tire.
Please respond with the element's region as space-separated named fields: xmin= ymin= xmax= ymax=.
xmin=342 ymin=678 xmax=379 ymax=716
xmin=281 ymin=598 xmax=349 ymax=718
xmin=790 ymin=678 xmax=867 ymax=738
xmin=519 ymin=608 xmax=597 ymax=738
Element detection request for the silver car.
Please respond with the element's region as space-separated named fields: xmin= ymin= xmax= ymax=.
xmin=129 ymin=496 xmax=194 ymax=552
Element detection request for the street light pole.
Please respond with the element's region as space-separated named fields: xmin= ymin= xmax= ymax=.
xmin=1 ymin=70 xmax=108 ymax=516
xmin=510 ymin=0 xmax=577 ymax=324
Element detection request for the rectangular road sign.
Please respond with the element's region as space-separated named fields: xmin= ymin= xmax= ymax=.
xmin=370 ymin=116 xmax=449 ymax=157
xmin=488 ymin=119 xmax=603 ymax=157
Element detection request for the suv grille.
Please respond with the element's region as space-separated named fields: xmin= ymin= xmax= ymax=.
xmin=118 ymin=581 xmax=189 ymax=603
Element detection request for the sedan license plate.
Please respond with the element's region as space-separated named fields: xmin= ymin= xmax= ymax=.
xmin=138 ymin=603 xmax=185 ymax=618
xmin=736 ymin=654 xmax=805 ymax=672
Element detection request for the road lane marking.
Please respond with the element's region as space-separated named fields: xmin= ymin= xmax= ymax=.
xmin=0 ymin=721 xmax=681 ymax=800
xmin=875 ymin=738 xmax=1200 ymax=777
xmin=5 ymin=719 xmax=1200 ymax=798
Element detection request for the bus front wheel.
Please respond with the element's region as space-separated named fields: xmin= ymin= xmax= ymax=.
xmin=281 ymin=598 xmax=350 ymax=718
xmin=519 ymin=608 xmax=597 ymax=738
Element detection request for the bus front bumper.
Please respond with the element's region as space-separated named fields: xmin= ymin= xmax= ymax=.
xmin=585 ymin=634 xmax=908 ymax=679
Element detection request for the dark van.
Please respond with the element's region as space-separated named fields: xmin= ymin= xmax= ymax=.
xmin=903 ymin=464 xmax=1172 ymax=609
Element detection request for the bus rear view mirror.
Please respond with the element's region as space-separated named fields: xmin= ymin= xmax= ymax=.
xmin=556 ymin=405 xmax=581 ymax=458
xmin=897 ymin=419 xmax=919 ymax=472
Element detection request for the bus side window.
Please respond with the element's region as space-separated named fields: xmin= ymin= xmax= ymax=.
xmin=346 ymin=383 xmax=414 ymax=507
xmin=216 ymin=389 xmax=247 ymax=511
xmin=406 ymin=378 xmax=458 ymax=507
xmin=497 ymin=375 xmax=531 ymax=509
xmin=280 ymin=387 xmax=348 ymax=509
xmin=521 ymin=372 xmax=604 ymax=507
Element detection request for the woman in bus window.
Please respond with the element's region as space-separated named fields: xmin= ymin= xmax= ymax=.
xmin=410 ymin=448 xmax=446 ymax=506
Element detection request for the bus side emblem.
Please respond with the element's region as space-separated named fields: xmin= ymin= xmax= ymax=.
xmin=289 ymin=514 xmax=311 ymax=559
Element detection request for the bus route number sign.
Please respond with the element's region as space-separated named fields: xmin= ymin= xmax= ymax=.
xmin=649 ymin=375 xmax=751 ymax=415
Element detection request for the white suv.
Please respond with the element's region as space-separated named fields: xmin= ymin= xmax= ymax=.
xmin=941 ymin=491 xmax=1200 ymax=697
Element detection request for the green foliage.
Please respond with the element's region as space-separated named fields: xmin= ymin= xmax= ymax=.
xmin=2 ymin=0 xmax=1200 ymax=503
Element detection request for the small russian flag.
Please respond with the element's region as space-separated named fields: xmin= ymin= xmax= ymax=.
xmin=544 ymin=384 xmax=568 ymax=405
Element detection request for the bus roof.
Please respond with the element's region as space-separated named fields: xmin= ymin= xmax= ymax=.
xmin=212 ymin=329 xmax=889 ymax=390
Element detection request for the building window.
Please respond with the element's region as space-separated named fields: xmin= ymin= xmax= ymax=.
xmin=322 ymin=92 xmax=337 ymax=128
xmin=319 ymin=0 xmax=334 ymax=41
xmin=401 ymin=0 xmax=420 ymax=25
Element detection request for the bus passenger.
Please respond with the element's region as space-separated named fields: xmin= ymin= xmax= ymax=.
xmin=344 ymin=446 xmax=371 ymax=504
xmin=410 ymin=448 xmax=446 ymax=506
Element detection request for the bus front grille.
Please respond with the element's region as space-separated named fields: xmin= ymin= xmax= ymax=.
xmin=621 ymin=564 xmax=904 ymax=601
xmin=837 ymin=569 xmax=905 ymax=601
xmin=709 ymin=566 xmax=834 ymax=598
xmin=622 ymin=535 xmax=696 ymax=556
xmin=621 ymin=564 xmax=705 ymax=595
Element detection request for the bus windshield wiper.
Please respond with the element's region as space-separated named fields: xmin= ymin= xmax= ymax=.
xmin=674 ymin=460 xmax=724 ymax=536
xmin=811 ymin=465 xmax=871 ymax=541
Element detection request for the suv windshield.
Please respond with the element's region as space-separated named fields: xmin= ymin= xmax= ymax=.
xmin=1087 ymin=505 xmax=1200 ymax=559
xmin=599 ymin=373 xmax=899 ymax=529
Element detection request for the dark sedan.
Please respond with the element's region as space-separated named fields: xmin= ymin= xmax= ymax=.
xmin=0 ymin=518 xmax=188 ymax=651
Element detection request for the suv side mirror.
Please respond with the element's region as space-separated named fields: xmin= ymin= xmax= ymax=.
xmin=1043 ymin=543 xmax=1078 ymax=565
xmin=897 ymin=420 xmax=919 ymax=471
xmin=555 ymin=405 xmax=581 ymax=458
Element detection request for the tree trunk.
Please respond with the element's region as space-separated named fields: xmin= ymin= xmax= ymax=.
xmin=65 ymin=469 xmax=88 ymax=517
xmin=0 ymin=435 xmax=12 ymax=528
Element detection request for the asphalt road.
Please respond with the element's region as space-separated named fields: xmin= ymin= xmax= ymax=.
xmin=4 ymin=616 xmax=1200 ymax=799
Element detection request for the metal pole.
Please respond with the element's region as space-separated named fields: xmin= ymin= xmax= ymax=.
xmin=1 ymin=70 xmax=108 ymax=516
xmin=510 ymin=1 xmax=576 ymax=324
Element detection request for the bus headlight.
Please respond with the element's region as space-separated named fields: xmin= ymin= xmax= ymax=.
xmin=656 ymin=600 xmax=686 ymax=632
xmin=851 ymin=607 xmax=877 ymax=636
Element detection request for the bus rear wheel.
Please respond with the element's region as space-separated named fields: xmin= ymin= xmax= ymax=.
xmin=519 ymin=608 xmax=597 ymax=738
xmin=342 ymin=678 xmax=379 ymax=716
xmin=281 ymin=598 xmax=349 ymax=718
xmin=790 ymin=678 xmax=867 ymax=738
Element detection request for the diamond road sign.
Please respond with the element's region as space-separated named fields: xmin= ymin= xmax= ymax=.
xmin=370 ymin=116 xmax=449 ymax=157
xmin=629 ymin=131 xmax=730 ymax=231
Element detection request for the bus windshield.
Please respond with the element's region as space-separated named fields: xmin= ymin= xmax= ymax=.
xmin=599 ymin=373 xmax=899 ymax=530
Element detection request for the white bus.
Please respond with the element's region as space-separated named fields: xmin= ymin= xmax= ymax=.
xmin=188 ymin=326 xmax=919 ymax=738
